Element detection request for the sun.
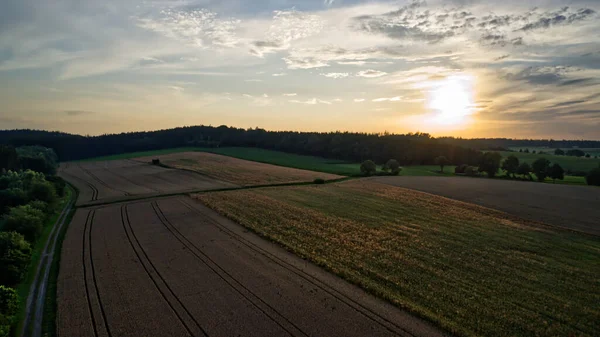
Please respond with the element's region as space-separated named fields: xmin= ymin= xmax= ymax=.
xmin=427 ymin=75 xmax=475 ymax=126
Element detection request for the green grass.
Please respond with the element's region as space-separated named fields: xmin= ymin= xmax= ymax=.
xmin=12 ymin=188 xmax=72 ymax=336
xmin=41 ymin=188 xmax=77 ymax=337
xmin=500 ymin=151 xmax=600 ymax=172
xmin=197 ymin=181 xmax=600 ymax=337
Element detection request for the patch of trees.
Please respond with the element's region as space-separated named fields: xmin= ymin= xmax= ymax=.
xmin=0 ymin=127 xmax=483 ymax=167
xmin=437 ymin=137 xmax=600 ymax=150
xmin=586 ymin=166 xmax=600 ymax=186
xmin=0 ymin=146 xmax=62 ymax=335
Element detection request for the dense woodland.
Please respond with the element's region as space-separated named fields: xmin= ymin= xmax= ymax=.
xmin=438 ymin=137 xmax=600 ymax=150
xmin=0 ymin=127 xmax=487 ymax=165
xmin=0 ymin=146 xmax=64 ymax=337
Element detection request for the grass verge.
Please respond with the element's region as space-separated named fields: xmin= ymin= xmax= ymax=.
xmin=194 ymin=180 xmax=600 ymax=337
xmin=11 ymin=188 xmax=72 ymax=336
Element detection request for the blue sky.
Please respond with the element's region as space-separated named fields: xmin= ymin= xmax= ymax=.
xmin=1 ymin=0 xmax=599 ymax=139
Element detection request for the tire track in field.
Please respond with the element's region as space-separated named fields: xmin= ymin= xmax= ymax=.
xmin=151 ymin=201 xmax=308 ymax=337
xmin=60 ymin=170 xmax=98 ymax=201
xmin=78 ymin=163 xmax=131 ymax=196
xmin=179 ymin=199 xmax=417 ymax=337
xmin=120 ymin=205 xmax=208 ymax=337
xmin=82 ymin=210 xmax=111 ymax=337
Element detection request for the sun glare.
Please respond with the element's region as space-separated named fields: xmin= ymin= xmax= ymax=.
xmin=427 ymin=75 xmax=475 ymax=126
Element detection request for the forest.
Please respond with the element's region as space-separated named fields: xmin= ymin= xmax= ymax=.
xmin=0 ymin=127 xmax=484 ymax=166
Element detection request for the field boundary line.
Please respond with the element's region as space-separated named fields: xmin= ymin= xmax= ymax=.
xmin=179 ymin=198 xmax=418 ymax=337
xmin=121 ymin=205 xmax=208 ymax=337
xmin=151 ymin=201 xmax=308 ymax=337
xmin=82 ymin=210 xmax=100 ymax=337
xmin=76 ymin=177 xmax=353 ymax=208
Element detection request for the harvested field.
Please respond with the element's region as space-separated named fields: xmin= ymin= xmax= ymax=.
xmin=57 ymin=196 xmax=441 ymax=337
xmin=58 ymin=160 xmax=235 ymax=205
xmin=194 ymin=180 xmax=600 ymax=337
xmin=372 ymin=176 xmax=600 ymax=235
xmin=134 ymin=151 xmax=342 ymax=186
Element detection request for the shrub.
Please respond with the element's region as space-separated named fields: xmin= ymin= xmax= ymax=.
xmin=532 ymin=158 xmax=551 ymax=182
xmin=554 ymin=148 xmax=564 ymax=155
xmin=152 ymin=159 xmax=160 ymax=165
xmin=2 ymin=205 xmax=45 ymax=242
xmin=0 ymin=285 xmax=19 ymax=337
xmin=455 ymin=164 xmax=468 ymax=174
xmin=549 ymin=163 xmax=565 ymax=182
xmin=465 ymin=166 xmax=479 ymax=176
xmin=28 ymin=180 xmax=57 ymax=204
xmin=360 ymin=160 xmax=377 ymax=176
xmin=517 ymin=162 xmax=532 ymax=179
xmin=478 ymin=152 xmax=502 ymax=178
xmin=313 ymin=178 xmax=325 ymax=184
xmin=501 ymin=155 xmax=520 ymax=178
xmin=46 ymin=175 xmax=66 ymax=197
xmin=384 ymin=159 xmax=401 ymax=175
xmin=586 ymin=167 xmax=600 ymax=186
xmin=0 ymin=232 xmax=32 ymax=287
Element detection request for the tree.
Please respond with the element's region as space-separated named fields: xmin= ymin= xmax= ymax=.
xmin=384 ymin=159 xmax=401 ymax=175
xmin=565 ymin=149 xmax=585 ymax=157
xmin=28 ymin=180 xmax=56 ymax=204
xmin=585 ymin=153 xmax=591 ymax=158
xmin=524 ymin=149 xmax=530 ymax=153
xmin=0 ymin=146 xmax=19 ymax=172
xmin=0 ymin=232 xmax=32 ymax=287
xmin=478 ymin=152 xmax=502 ymax=178
xmin=549 ymin=163 xmax=565 ymax=182
xmin=2 ymin=205 xmax=45 ymax=242
xmin=554 ymin=149 xmax=564 ymax=155
xmin=501 ymin=155 xmax=520 ymax=178
xmin=531 ymin=158 xmax=551 ymax=182
xmin=516 ymin=162 xmax=532 ymax=179
xmin=586 ymin=167 xmax=600 ymax=186
xmin=0 ymin=285 xmax=19 ymax=337
xmin=434 ymin=156 xmax=450 ymax=173
xmin=360 ymin=160 xmax=377 ymax=176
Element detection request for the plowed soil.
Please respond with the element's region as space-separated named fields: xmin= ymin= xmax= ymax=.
xmin=57 ymin=196 xmax=443 ymax=337
xmin=134 ymin=151 xmax=342 ymax=186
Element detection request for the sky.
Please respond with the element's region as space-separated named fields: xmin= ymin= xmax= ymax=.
xmin=1 ymin=0 xmax=599 ymax=139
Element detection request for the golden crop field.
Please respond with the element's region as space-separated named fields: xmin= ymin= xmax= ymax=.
xmin=194 ymin=180 xmax=600 ymax=337
xmin=136 ymin=152 xmax=342 ymax=186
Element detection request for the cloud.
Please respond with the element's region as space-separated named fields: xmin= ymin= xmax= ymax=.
xmin=518 ymin=8 xmax=596 ymax=31
xmin=64 ymin=110 xmax=95 ymax=116
xmin=289 ymin=98 xmax=331 ymax=105
xmin=272 ymin=73 xmax=287 ymax=77
xmin=245 ymin=79 xmax=263 ymax=82
xmin=372 ymin=96 xmax=402 ymax=102
xmin=283 ymin=93 xmax=297 ymax=96
xmin=356 ymin=69 xmax=387 ymax=78
xmin=283 ymin=57 xmax=330 ymax=69
xmin=354 ymin=98 xmax=365 ymax=102
xmin=320 ymin=72 xmax=349 ymax=79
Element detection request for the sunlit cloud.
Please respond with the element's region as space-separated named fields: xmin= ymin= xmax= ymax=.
xmin=320 ymin=72 xmax=349 ymax=79
xmin=356 ymin=70 xmax=387 ymax=78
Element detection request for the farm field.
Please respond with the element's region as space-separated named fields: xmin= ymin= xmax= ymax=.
xmin=195 ymin=180 xmax=600 ymax=337
xmin=56 ymin=196 xmax=441 ymax=337
xmin=58 ymin=159 xmax=236 ymax=205
xmin=374 ymin=176 xmax=600 ymax=235
xmin=135 ymin=151 xmax=343 ymax=186
xmin=498 ymin=151 xmax=600 ymax=172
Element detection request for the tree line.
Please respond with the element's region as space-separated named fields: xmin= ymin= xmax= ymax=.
xmin=438 ymin=137 xmax=600 ymax=150
xmin=0 ymin=127 xmax=483 ymax=166
xmin=0 ymin=146 xmax=64 ymax=337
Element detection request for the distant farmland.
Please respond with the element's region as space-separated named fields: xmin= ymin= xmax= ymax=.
xmin=500 ymin=150 xmax=600 ymax=172
xmin=196 ymin=180 xmax=600 ymax=337
xmin=135 ymin=151 xmax=343 ymax=185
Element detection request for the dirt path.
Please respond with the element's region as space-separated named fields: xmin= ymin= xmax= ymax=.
xmin=20 ymin=190 xmax=74 ymax=337
xmin=373 ymin=176 xmax=600 ymax=235
xmin=58 ymin=196 xmax=446 ymax=337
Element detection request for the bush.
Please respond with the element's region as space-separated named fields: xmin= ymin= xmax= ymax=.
xmin=586 ymin=167 xmax=600 ymax=186
xmin=0 ymin=286 xmax=19 ymax=337
xmin=549 ymin=163 xmax=565 ymax=182
xmin=28 ymin=180 xmax=57 ymax=204
xmin=517 ymin=162 xmax=532 ymax=179
xmin=478 ymin=152 xmax=502 ymax=178
xmin=532 ymin=158 xmax=551 ymax=182
xmin=455 ymin=164 xmax=468 ymax=174
xmin=501 ymin=155 xmax=520 ymax=178
xmin=0 ymin=232 xmax=32 ymax=287
xmin=384 ymin=159 xmax=401 ymax=175
xmin=152 ymin=158 xmax=160 ymax=165
xmin=2 ymin=205 xmax=46 ymax=242
xmin=46 ymin=175 xmax=66 ymax=197
xmin=360 ymin=160 xmax=377 ymax=176
xmin=313 ymin=178 xmax=325 ymax=184
xmin=465 ymin=166 xmax=479 ymax=176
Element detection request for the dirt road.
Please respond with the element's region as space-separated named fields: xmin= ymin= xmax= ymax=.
xmin=373 ymin=176 xmax=600 ymax=235
xmin=57 ymin=196 xmax=445 ymax=337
